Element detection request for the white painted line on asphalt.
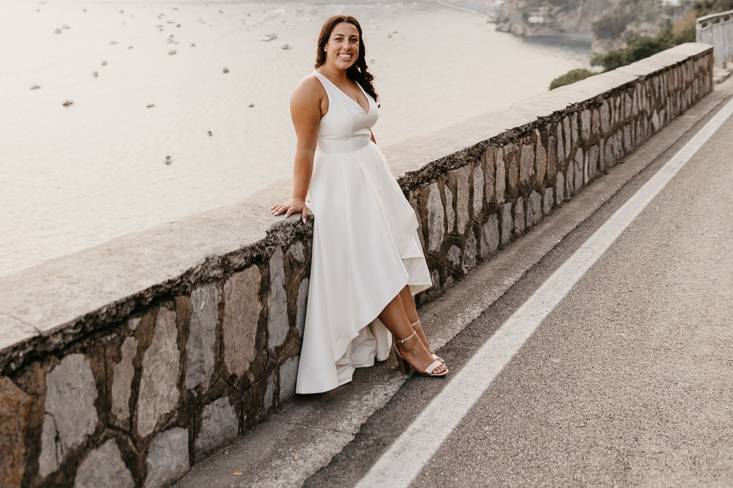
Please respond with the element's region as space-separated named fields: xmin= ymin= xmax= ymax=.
xmin=355 ymin=98 xmax=733 ymax=488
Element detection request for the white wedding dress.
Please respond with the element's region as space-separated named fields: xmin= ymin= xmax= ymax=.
xmin=295 ymin=70 xmax=432 ymax=394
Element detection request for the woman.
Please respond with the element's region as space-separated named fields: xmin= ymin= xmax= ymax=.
xmin=271 ymin=15 xmax=448 ymax=394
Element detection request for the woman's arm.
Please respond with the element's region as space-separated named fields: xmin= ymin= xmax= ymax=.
xmin=370 ymin=129 xmax=377 ymax=144
xmin=271 ymin=78 xmax=322 ymax=222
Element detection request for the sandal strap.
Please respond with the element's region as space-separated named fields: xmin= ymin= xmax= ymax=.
xmin=396 ymin=330 xmax=418 ymax=344
xmin=424 ymin=359 xmax=445 ymax=375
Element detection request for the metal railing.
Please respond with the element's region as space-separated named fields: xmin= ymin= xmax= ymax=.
xmin=697 ymin=9 xmax=733 ymax=67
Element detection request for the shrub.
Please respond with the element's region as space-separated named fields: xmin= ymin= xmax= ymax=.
xmin=549 ymin=68 xmax=595 ymax=90
xmin=590 ymin=49 xmax=629 ymax=71
xmin=590 ymin=29 xmax=675 ymax=72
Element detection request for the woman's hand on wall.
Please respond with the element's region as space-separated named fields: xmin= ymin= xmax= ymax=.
xmin=270 ymin=198 xmax=312 ymax=223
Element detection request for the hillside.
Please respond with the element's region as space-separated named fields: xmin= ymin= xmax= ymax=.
xmin=495 ymin=0 xmax=693 ymax=52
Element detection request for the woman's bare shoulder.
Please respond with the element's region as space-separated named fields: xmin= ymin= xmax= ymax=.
xmin=292 ymin=74 xmax=325 ymax=104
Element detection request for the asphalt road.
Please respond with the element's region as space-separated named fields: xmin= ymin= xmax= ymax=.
xmin=305 ymin=108 xmax=733 ymax=487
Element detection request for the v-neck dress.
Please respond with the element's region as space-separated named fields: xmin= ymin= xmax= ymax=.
xmin=295 ymin=69 xmax=432 ymax=394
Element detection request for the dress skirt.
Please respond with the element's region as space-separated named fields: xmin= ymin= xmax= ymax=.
xmin=295 ymin=141 xmax=432 ymax=394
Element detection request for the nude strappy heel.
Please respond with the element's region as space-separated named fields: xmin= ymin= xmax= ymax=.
xmin=411 ymin=319 xmax=444 ymax=363
xmin=394 ymin=330 xmax=449 ymax=377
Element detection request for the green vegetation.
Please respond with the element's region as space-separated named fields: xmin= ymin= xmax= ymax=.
xmin=591 ymin=13 xmax=633 ymax=41
xmin=695 ymin=0 xmax=733 ymax=16
xmin=549 ymin=69 xmax=595 ymax=90
xmin=550 ymin=4 xmax=699 ymax=90
xmin=589 ymin=24 xmax=694 ymax=71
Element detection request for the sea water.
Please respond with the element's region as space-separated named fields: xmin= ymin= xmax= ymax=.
xmin=1 ymin=0 xmax=590 ymax=276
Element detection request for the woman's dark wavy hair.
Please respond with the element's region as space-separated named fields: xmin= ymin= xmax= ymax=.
xmin=315 ymin=15 xmax=379 ymax=103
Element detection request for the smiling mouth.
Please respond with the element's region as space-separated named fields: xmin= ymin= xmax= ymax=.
xmin=338 ymin=53 xmax=353 ymax=60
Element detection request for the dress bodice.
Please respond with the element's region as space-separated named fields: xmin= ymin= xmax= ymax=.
xmin=311 ymin=70 xmax=379 ymax=154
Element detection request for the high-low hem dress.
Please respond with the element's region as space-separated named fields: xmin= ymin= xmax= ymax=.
xmin=295 ymin=70 xmax=432 ymax=395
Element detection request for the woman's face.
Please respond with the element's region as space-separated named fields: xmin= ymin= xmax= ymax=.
xmin=324 ymin=22 xmax=360 ymax=70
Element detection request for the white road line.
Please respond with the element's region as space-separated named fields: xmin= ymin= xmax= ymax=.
xmin=355 ymin=97 xmax=733 ymax=488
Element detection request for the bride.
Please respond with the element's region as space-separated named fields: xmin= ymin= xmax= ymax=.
xmin=271 ymin=14 xmax=448 ymax=394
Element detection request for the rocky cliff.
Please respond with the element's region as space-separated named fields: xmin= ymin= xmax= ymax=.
xmin=495 ymin=0 xmax=690 ymax=52
xmin=495 ymin=0 xmax=613 ymax=39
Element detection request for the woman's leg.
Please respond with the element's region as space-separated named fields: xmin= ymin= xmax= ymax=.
xmin=398 ymin=286 xmax=435 ymax=355
xmin=378 ymin=291 xmax=447 ymax=374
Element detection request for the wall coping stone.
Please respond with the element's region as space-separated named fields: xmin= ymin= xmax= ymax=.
xmin=0 ymin=42 xmax=712 ymax=375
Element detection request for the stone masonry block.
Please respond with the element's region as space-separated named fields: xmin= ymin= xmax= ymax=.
xmin=501 ymin=203 xmax=513 ymax=247
xmin=624 ymin=124 xmax=633 ymax=153
xmin=136 ymin=308 xmax=180 ymax=438
xmin=574 ymin=148 xmax=584 ymax=193
xmin=548 ymin=134 xmax=557 ymax=181
xmin=195 ymin=397 xmax=239 ymax=456
xmin=39 ymin=354 xmax=99 ymax=477
xmin=456 ymin=165 xmax=471 ymax=234
xmin=556 ymin=123 xmax=565 ymax=168
xmin=447 ymin=245 xmax=461 ymax=270
xmin=526 ymin=191 xmax=542 ymax=229
xmin=472 ymin=162 xmax=484 ymax=218
xmin=144 ymin=427 xmax=189 ymax=488
xmin=513 ymin=198 xmax=525 ymax=237
xmin=279 ymin=355 xmax=299 ymax=403
xmin=599 ymin=139 xmax=606 ymax=172
xmin=463 ymin=230 xmax=477 ymax=274
xmin=111 ymin=336 xmax=137 ymax=427
xmin=264 ymin=372 xmax=276 ymax=413
xmin=481 ymin=213 xmax=500 ymax=259
xmin=445 ymin=183 xmax=455 ymax=234
xmin=506 ymin=144 xmax=519 ymax=195
xmin=495 ymin=148 xmax=506 ymax=204
xmin=286 ymin=241 xmax=305 ymax=263
xmin=519 ymin=142 xmax=534 ymax=187
xmin=651 ymin=110 xmax=660 ymax=132
xmin=601 ymin=100 xmax=611 ymax=133
xmin=426 ymin=183 xmax=444 ymax=251
xmin=543 ymin=187 xmax=554 ymax=215
xmin=580 ymin=109 xmax=591 ymax=141
xmin=268 ymin=247 xmax=289 ymax=349
xmin=483 ymin=148 xmax=495 ymax=205
xmin=570 ymin=112 xmax=579 ymax=146
xmin=555 ymin=172 xmax=565 ymax=204
xmin=592 ymin=108 xmax=601 ymax=137
xmin=296 ymin=278 xmax=309 ymax=338
xmin=588 ymin=145 xmax=599 ymax=181
xmin=223 ymin=266 xmax=261 ymax=377
xmin=535 ymin=129 xmax=547 ymax=189
xmin=74 ymin=439 xmax=134 ymax=488
xmin=0 ymin=377 xmax=31 ymax=487
xmin=565 ymin=164 xmax=574 ymax=199
xmin=613 ymin=131 xmax=623 ymax=161
xmin=185 ymin=284 xmax=220 ymax=391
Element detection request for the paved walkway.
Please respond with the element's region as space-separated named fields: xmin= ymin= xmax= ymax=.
xmin=310 ymin=98 xmax=733 ymax=488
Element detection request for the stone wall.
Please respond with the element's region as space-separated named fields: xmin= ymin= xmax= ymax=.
xmin=0 ymin=43 xmax=713 ymax=487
